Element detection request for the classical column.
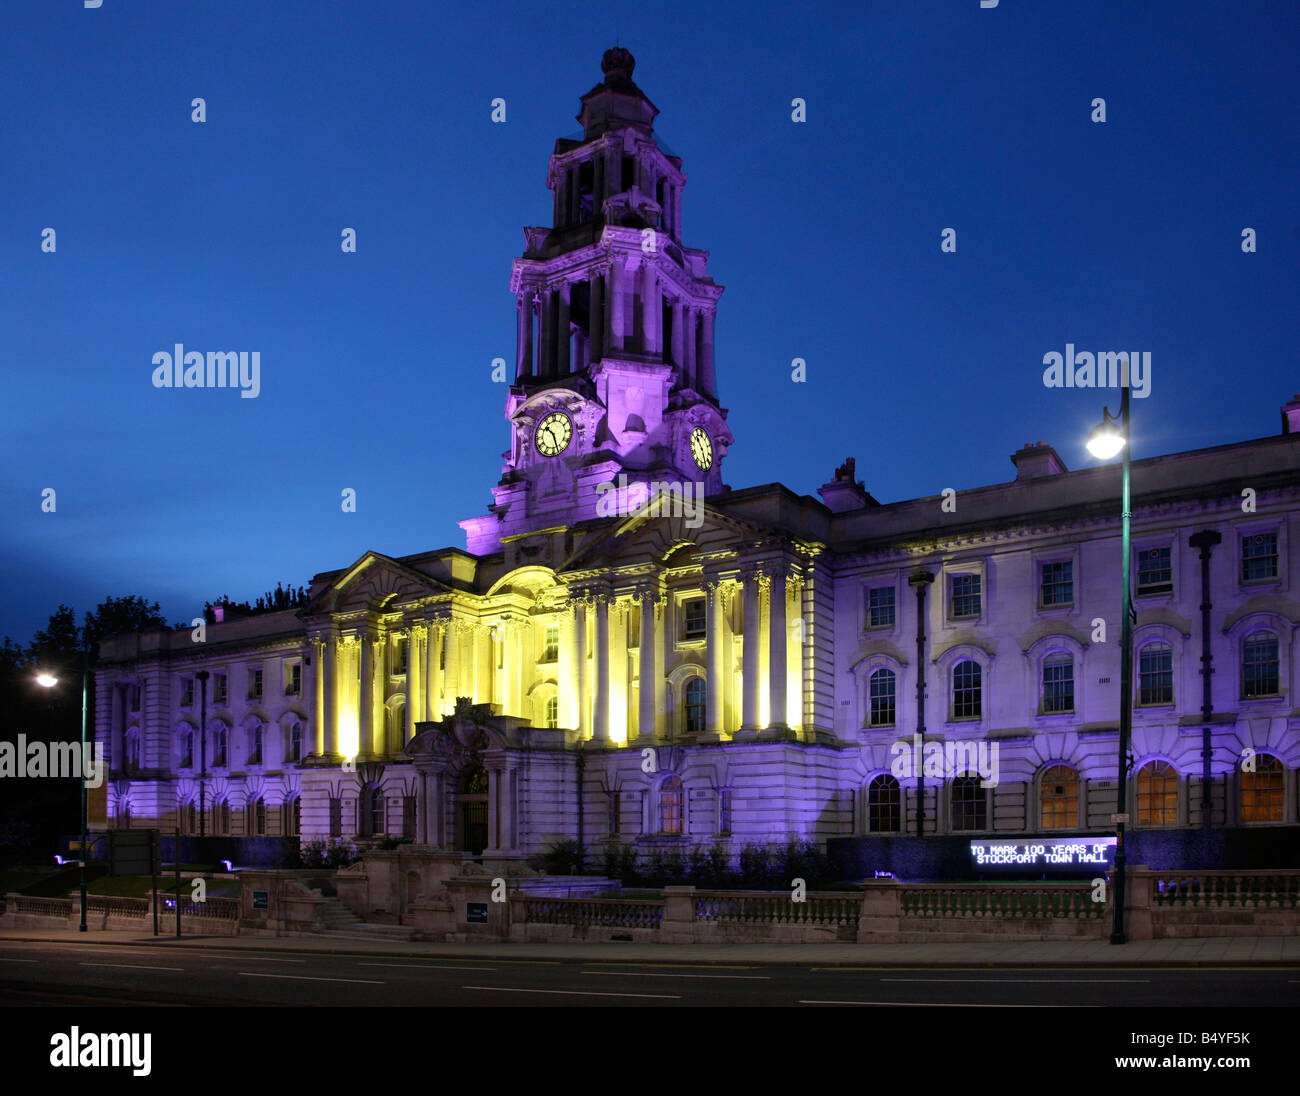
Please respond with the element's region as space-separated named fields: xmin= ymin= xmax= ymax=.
xmin=703 ymin=579 xmax=726 ymax=740
xmin=670 ymin=298 xmax=684 ymax=371
xmin=111 ymin=682 xmax=125 ymax=771
xmin=557 ymin=282 xmax=571 ymax=375
xmin=444 ymin=622 xmax=461 ymax=712
xmin=589 ymin=273 xmax=604 ymax=364
xmin=424 ymin=623 xmax=440 ymax=721
xmin=636 ymin=589 xmax=659 ymax=742
xmin=641 ymin=264 xmax=661 ymax=355
xmin=358 ymin=632 xmax=374 ymax=760
xmin=738 ymin=568 xmax=761 ymax=735
xmin=593 ymin=152 xmax=605 ymax=213
xmin=558 ymin=606 xmax=577 ymax=729
xmin=406 ymin=628 xmax=422 ymax=743
xmin=593 ymin=595 xmax=610 ymax=742
xmin=516 ymin=292 xmax=533 ymax=380
xmin=575 ymin=599 xmax=589 ymax=738
xmin=371 ymin=635 xmax=385 ymax=757
xmin=699 ymin=308 xmax=716 ymax=397
xmin=312 ymin=638 xmax=326 ymax=755
xmin=766 ymin=566 xmax=790 ymax=736
xmin=474 ymin=625 xmax=493 ymax=707
xmin=323 ymin=637 xmax=338 ymax=756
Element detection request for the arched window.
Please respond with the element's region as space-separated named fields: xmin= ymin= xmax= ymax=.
xmin=248 ymin=797 xmax=266 ymax=836
xmin=1040 ymin=765 xmax=1079 ymax=829
xmin=1138 ymin=643 xmax=1173 ymax=705
xmin=364 ymin=785 xmax=386 ymax=837
xmin=1242 ymin=633 xmax=1280 ymax=698
xmin=951 ymin=775 xmax=986 ymax=831
xmin=248 ymin=725 xmax=263 ymax=765
xmin=182 ymin=801 xmax=196 ymax=835
xmin=1241 ymin=754 xmax=1284 ymax=822
xmin=289 ymin=722 xmax=303 ymax=762
xmin=867 ymin=774 xmax=901 ymax=833
xmin=214 ymin=799 xmax=230 ymax=836
xmin=868 ymin=669 xmax=896 ymax=727
xmin=124 ymin=731 xmax=139 ymax=774
xmin=1042 ymin=655 xmax=1074 ymax=713
xmin=683 ymin=677 xmax=706 ymax=734
xmin=280 ymin=797 xmax=300 ymax=836
xmin=1136 ymin=761 xmax=1178 ymax=826
xmin=952 ymin=661 xmax=981 ymax=720
xmin=180 ymin=730 xmax=193 ymax=769
xmin=545 ymin=695 xmax=558 ymax=729
xmin=212 ymin=725 xmax=228 ymax=768
xmin=659 ymin=774 xmax=684 ymax=835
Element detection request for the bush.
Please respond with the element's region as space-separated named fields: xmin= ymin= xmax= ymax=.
xmin=377 ymin=836 xmax=413 ymax=851
xmin=601 ymin=843 xmax=640 ymax=885
xmin=541 ymin=838 xmax=585 ymax=875
xmin=289 ymin=838 xmax=361 ymax=870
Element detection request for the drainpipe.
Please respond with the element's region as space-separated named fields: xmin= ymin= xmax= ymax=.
xmin=1189 ymin=530 xmax=1221 ymax=830
xmin=908 ymin=570 xmax=935 ymax=839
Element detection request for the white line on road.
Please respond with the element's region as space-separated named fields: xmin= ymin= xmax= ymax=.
xmin=880 ymin=978 xmax=1150 ymax=984
xmin=463 ymin=985 xmax=680 ymax=999
xmin=198 ymin=955 xmax=306 ymax=963
xmin=800 ymin=999 xmax=1079 ymax=1007
xmin=0 ymin=958 xmax=39 ymax=964
xmin=80 ymin=963 xmax=185 ymax=972
xmin=238 ymin=973 xmax=385 ymax=984
xmin=357 ymin=963 xmax=497 ymax=972
xmin=581 ymin=970 xmax=770 ymax=980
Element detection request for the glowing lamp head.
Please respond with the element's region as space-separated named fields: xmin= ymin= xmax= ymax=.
xmin=1086 ymin=419 xmax=1125 ymax=460
xmin=36 ymin=673 xmax=58 ymax=688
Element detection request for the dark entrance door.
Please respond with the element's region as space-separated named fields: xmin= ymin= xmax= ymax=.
xmin=459 ymin=766 xmax=489 ymax=855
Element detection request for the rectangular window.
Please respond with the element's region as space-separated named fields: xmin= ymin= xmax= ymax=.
xmin=285 ymin=663 xmax=301 ymax=696
xmin=129 ymin=684 xmax=141 ymax=712
xmin=1136 ymin=547 xmax=1172 ymax=595
xmin=1243 ymin=634 xmax=1280 ymax=698
xmin=1040 ymin=561 xmax=1074 ymax=607
xmin=1042 ymin=657 xmax=1074 ymax=713
xmin=250 ymin=668 xmax=263 ymax=700
xmin=950 ymin=574 xmax=981 ymax=619
xmin=1139 ymin=645 xmax=1174 ymax=705
xmin=541 ymin=626 xmax=559 ymax=662
xmin=610 ymin=790 xmax=621 ymax=836
xmin=329 ymin=797 xmax=342 ymax=838
xmin=393 ymin=636 xmax=407 ymax=675
xmin=684 ymin=598 xmax=706 ymax=639
xmin=214 ymin=673 xmax=227 ymax=706
xmin=180 ymin=677 xmax=194 ymax=707
xmin=402 ymin=796 xmax=417 ymax=838
xmin=1241 ymin=532 xmax=1279 ymax=582
xmin=866 ymin=586 xmax=895 ymax=628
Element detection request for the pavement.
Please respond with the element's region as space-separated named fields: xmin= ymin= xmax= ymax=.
xmin=3 ymin=926 xmax=1298 ymax=966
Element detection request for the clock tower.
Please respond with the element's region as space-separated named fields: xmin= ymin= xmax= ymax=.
xmin=461 ymin=47 xmax=732 ymax=555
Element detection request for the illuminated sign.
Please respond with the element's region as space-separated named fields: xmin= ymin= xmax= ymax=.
xmin=969 ymin=836 xmax=1116 ymax=869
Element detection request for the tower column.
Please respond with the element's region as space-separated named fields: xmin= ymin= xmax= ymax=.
xmin=540 ymin=289 xmax=556 ymax=379
xmin=738 ymin=568 xmax=761 ymax=735
xmin=593 ymin=152 xmax=605 ymax=213
xmin=589 ymin=273 xmax=604 ymax=363
xmin=641 ymin=264 xmax=661 ymax=355
xmin=699 ymin=308 xmax=716 ymax=397
xmin=557 ymin=282 xmax=571 ymax=375
xmin=516 ymin=292 xmax=533 ymax=380
xmin=608 ymin=256 xmax=625 ymax=354
xmin=671 ymin=298 xmax=684 ymax=371
xmin=683 ymin=306 xmax=697 ymax=388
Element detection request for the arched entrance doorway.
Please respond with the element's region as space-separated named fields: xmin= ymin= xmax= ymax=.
xmin=458 ymin=766 xmax=489 ymax=855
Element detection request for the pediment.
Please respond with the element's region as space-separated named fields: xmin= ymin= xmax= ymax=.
xmin=560 ymin=495 xmax=775 ymax=571
xmin=307 ymin=551 xmax=449 ymax=615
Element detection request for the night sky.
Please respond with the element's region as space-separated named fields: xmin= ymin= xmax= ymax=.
xmin=2 ymin=1 xmax=1297 ymax=643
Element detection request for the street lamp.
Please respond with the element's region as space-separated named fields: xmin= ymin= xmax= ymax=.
xmin=34 ymin=640 xmax=92 ymax=933
xmin=1086 ymin=368 xmax=1133 ymax=945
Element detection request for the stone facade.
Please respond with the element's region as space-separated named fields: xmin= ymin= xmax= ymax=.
xmin=94 ymin=49 xmax=1300 ymax=869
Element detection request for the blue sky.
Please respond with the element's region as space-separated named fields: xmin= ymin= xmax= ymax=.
xmin=2 ymin=0 xmax=1297 ymax=642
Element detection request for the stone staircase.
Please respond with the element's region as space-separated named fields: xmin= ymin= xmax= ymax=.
xmin=316 ymin=895 xmax=415 ymax=941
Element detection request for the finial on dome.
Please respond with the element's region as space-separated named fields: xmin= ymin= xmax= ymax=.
xmin=601 ymin=46 xmax=635 ymax=82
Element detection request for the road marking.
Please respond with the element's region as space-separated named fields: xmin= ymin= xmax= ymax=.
xmin=584 ymin=962 xmax=758 ymax=970
xmin=463 ymin=985 xmax=680 ymax=999
xmin=203 ymin=956 xmax=306 ymax=964
xmin=238 ymin=973 xmax=384 ymax=984
xmin=799 ymin=999 xmax=1076 ymax=1007
xmin=581 ymin=970 xmax=770 ymax=980
xmin=357 ymin=963 xmax=497 ymax=972
xmin=880 ymin=977 xmax=1150 ymax=984
xmin=80 ymin=963 xmax=185 ymax=972
xmin=0 ymin=958 xmax=39 ymax=964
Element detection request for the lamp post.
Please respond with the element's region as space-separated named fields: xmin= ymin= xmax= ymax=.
xmin=35 ymin=638 xmax=92 ymax=933
xmin=1085 ymin=368 xmax=1133 ymax=945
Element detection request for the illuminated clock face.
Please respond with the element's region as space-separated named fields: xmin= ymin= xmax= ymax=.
xmin=534 ymin=411 xmax=572 ymax=457
xmin=690 ymin=427 xmax=713 ymax=471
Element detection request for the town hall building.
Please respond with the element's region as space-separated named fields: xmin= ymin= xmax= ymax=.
xmin=95 ymin=48 xmax=1300 ymax=874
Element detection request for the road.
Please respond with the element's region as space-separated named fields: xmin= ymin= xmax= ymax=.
xmin=2 ymin=939 xmax=1298 ymax=1007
